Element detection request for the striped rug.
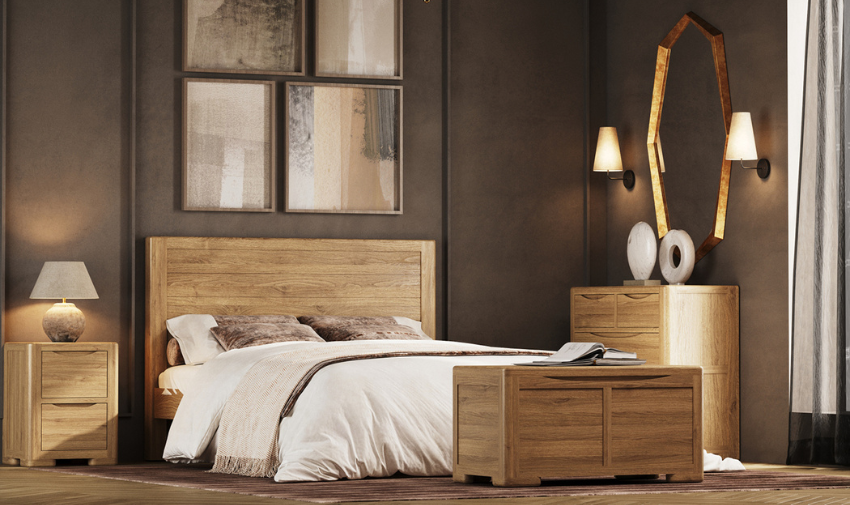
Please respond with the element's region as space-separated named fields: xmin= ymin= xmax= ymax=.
xmin=37 ymin=465 xmax=850 ymax=503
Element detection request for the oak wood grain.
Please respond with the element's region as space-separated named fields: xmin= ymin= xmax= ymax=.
xmin=3 ymin=342 xmax=118 ymax=466
xmin=453 ymin=365 xmax=703 ymax=487
xmin=41 ymin=351 xmax=108 ymax=398
xmin=571 ymin=285 xmax=738 ymax=458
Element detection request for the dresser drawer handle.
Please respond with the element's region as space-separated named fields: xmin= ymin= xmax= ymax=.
xmin=580 ymin=295 xmax=607 ymax=301
xmin=590 ymin=332 xmax=642 ymax=338
xmin=47 ymin=403 xmax=97 ymax=408
xmin=47 ymin=351 xmax=98 ymax=356
xmin=623 ymin=294 xmax=652 ymax=300
xmin=544 ymin=375 xmax=669 ymax=382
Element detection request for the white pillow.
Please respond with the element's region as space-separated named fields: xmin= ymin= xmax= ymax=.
xmin=165 ymin=314 xmax=223 ymax=365
xmin=393 ymin=316 xmax=431 ymax=339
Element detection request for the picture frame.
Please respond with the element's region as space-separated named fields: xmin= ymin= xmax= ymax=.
xmin=183 ymin=78 xmax=276 ymax=212
xmin=183 ymin=0 xmax=305 ymax=76
xmin=286 ymin=83 xmax=402 ymax=214
xmin=315 ymin=0 xmax=402 ymax=80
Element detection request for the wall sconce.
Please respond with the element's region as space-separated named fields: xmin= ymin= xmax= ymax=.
xmin=30 ymin=261 xmax=99 ymax=342
xmin=725 ymin=112 xmax=770 ymax=179
xmin=593 ymin=127 xmax=635 ymax=189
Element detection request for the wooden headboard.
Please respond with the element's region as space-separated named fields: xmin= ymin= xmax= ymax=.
xmin=144 ymin=236 xmax=436 ymax=459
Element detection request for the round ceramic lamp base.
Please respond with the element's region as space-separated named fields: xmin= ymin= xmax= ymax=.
xmin=43 ymin=302 xmax=86 ymax=342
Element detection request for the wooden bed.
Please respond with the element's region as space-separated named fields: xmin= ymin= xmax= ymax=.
xmin=144 ymin=236 xmax=436 ymax=460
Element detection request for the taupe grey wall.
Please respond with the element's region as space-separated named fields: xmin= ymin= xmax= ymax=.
xmin=448 ymin=0 xmax=588 ymax=351
xmin=603 ymin=0 xmax=789 ymax=463
xmin=3 ymin=0 xmax=133 ymax=411
xmin=0 ymin=0 xmax=791 ymax=464
xmin=129 ymin=0 xmax=446 ymax=460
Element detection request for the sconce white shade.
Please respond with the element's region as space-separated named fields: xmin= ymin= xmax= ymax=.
xmin=725 ymin=112 xmax=759 ymax=161
xmin=593 ymin=127 xmax=624 ymax=172
xmin=30 ymin=261 xmax=99 ymax=300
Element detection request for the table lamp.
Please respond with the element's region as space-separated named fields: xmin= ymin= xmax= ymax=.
xmin=30 ymin=261 xmax=99 ymax=342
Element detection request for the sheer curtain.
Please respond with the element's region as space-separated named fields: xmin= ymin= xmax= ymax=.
xmin=789 ymin=0 xmax=850 ymax=465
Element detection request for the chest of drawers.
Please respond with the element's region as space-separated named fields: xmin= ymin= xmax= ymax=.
xmin=570 ymin=285 xmax=739 ymax=458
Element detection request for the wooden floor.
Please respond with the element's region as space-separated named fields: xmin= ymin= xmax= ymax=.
xmin=1 ymin=463 xmax=850 ymax=504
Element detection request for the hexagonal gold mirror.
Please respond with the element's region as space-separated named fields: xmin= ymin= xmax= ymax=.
xmin=647 ymin=12 xmax=732 ymax=263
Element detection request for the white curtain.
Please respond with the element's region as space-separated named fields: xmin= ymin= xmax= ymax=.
xmin=789 ymin=0 xmax=850 ymax=465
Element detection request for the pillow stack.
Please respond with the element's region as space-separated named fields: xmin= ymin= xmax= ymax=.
xmin=165 ymin=314 xmax=431 ymax=366
xmin=298 ymin=315 xmax=431 ymax=341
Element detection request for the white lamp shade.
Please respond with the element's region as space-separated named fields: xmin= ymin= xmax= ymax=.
xmin=593 ymin=127 xmax=624 ymax=172
xmin=30 ymin=261 xmax=99 ymax=300
xmin=725 ymin=112 xmax=759 ymax=161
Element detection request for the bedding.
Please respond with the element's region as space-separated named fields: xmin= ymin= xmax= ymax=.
xmin=166 ymin=314 xmax=305 ymax=364
xmin=166 ymin=314 xmax=223 ymax=364
xmin=158 ymin=364 xmax=202 ymax=393
xmin=318 ymin=324 xmax=428 ymax=341
xmin=167 ymin=337 xmax=185 ymax=366
xmin=211 ymin=323 xmax=324 ymax=350
xmin=298 ymin=315 xmax=432 ymax=341
xmin=164 ymin=340 xmax=549 ymax=481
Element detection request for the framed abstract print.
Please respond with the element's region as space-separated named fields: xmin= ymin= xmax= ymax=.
xmin=183 ymin=78 xmax=275 ymax=212
xmin=286 ymin=83 xmax=402 ymax=214
xmin=184 ymin=0 xmax=304 ymax=75
xmin=315 ymin=0 xmax=401 ymax=79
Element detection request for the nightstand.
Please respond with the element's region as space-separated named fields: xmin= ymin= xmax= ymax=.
xmin=2 ymin=342 xmax=118 ymax=466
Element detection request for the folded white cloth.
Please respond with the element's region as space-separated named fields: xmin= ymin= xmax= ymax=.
xmin=703 ymin=450 xmax=746 ymax=472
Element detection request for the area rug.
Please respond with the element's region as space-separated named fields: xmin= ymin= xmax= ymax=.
xmin=36 ymin=465 xmax=850 ymax=503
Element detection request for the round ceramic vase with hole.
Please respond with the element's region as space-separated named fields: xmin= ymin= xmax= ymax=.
xmin=659 ymin=229 xmax=695 ymax=285
xmin=627 ymin=222 xmax=657 ymax=281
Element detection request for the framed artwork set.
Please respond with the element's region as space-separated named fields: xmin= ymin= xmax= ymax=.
xmin=181 ymin=0 xmax=402 ymax=214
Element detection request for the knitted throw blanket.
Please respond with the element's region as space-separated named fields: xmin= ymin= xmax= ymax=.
xmin=210 ymin=341 xmax=549 ymax=478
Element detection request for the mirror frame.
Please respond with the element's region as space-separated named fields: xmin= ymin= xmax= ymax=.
xmin=647 ymin=12 xmax=732 ymax=263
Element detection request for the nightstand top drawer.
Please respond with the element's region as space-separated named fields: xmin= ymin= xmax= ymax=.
xmin=42 ymin=350 xmax=109 ymax=398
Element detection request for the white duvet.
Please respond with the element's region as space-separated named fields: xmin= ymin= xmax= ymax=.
xmin=164 ymin=340 xmax=543 ymax=482
xmin=164 ymin=340 xmax=744 ymax=481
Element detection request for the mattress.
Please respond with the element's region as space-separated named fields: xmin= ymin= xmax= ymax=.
xmin=158 ymin=364 xmax=203 ymax=393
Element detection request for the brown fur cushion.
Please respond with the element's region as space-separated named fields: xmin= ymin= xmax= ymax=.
xmin=298 ymin=315 xmax=396 ymax=336
xmin=211 ymin=323 xmax=324 ymax=350
xmin=318 ymin=324 xmax=430 ymax=342
xmin=213 ymin=315 xmax=299 ymax=326
xmin=166 ymin=337 xmax=185 ymax=366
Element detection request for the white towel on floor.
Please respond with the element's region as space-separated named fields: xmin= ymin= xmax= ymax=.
xmin=704 ymin=450 xmax=746 ymax=472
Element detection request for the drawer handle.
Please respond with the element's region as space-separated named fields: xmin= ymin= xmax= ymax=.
xmin=590 ymin=332 xmax=642 ymax=338
xmin=47 ymin=403 xmax=97 ymax=408
xmin=544 ymin=375 xmax=669 ymax=382
xmin=580 ymin=295 xmax=607 ymax=301
xmin=623 ymin=294 xmax=652 ymax=300
xmin=47 ymin=351 xmax=98 ymax=356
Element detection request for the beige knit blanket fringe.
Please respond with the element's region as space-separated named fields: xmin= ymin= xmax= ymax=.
xmin=209 ymin=341 xmax=549 ymax=478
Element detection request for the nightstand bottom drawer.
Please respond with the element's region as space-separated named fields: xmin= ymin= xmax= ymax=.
xmin=41 ymin=403 xmax=108 ymax=451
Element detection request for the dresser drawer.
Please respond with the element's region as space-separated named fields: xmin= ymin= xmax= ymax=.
xmin=42 ymin=351 xmax=108 ymax=398
xmin=572 ymin=331 xmax=662 ymax=365
xmin=573 ymin=294 xmax=615 ymax=328
xmin=41 ymin=403 xmax=108 ymax=451
xmin=617 ymin=293 xmax=660 ymax=328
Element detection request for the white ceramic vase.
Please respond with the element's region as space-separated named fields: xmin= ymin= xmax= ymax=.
xmin=659 ymin=229 xmax=695 ymax=285
xmin=627 ymin=222 xmax=657 ymax=281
